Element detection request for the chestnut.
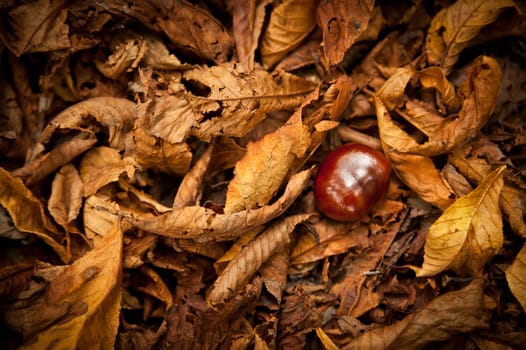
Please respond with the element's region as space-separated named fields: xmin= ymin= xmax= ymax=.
xmin=314 ymin=143 xmax=391 ymax=221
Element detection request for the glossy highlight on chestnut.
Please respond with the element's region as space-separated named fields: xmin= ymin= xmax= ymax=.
xmin=314 ymin=143 xmax=392 ymax=222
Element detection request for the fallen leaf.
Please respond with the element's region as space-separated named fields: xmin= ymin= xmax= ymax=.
xmin=232 ymin=0 xmax=272 ymax=71
xmin=341 ymin=278 xmax=492 ymax=350
xmin=48 ymin=164 xmax=83 ymax=228
xmin=317 ymin=0 xmax=375 ymax=67
xmin=125 ymin=168 xmax=312 ymax=242
xmin=79 ymin=147 xmax=135 ymax=197
xmin=425 ymin=0 xmax=518 ymax=73
xmin=0 ymin=0 xmax=71 ymax=56
xmin=225 ymin=112 xmax=311 ymax=213
xmin=260 ymin=0 xmax=318 ymax=68
xmin=375 ymin=96 xmax=455 ymax=209
xmin=184 ymin=63 xmax=317 ymax=140
xmin=412 ymin=166 xmax=505 ymax=277
xmin=418 ymin=66 xmax=461 ymax=112
xmin=0 ymin=167 xmax=69 ymax=262
xmin=506 ymin=243 xmax=526 ymax=312
xmin=207 ymin=213 xmax=313 ymax=306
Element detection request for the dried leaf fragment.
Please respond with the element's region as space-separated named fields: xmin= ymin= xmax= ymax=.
xmin=412 ymin=166 xmax=505 ymax=277
xmin=48 ymin=164 xmax=83 ymax=228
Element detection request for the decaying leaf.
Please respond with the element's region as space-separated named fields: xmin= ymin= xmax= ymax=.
xmin=207 ymin=213 xmax=313 ymax=306
xmin=125 ymin=168 xmax=312 ymax=242
xmin=225 ymin=112 xmax=311 ymax=213
xmin=317 ymin=0 xmax=375 ymax=67
xmin=260 ymin=0 xmax=318 ymax=68
xmin=506 ymin=244 xmax=526 ymax=312
xmin=341 ymin=278 xmax=492 ymax=350
xmin=48 ymin=164 xmax=83 ymax=229
xmin=425 ymin=0 xmax=518 ymax=73
xmin=184 ymin=63 xmax=318 ymax=140
xmin=0 ymin=167 xmax=69 ymax=262
xmin=412 ymin=166 xmax=505 ymax=277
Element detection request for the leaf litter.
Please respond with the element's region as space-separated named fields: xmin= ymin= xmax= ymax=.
xmin=0 ymin=0 xmax=525 ymax=349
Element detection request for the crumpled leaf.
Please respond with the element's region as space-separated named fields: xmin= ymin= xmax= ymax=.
xmin=207 ymin=213 xmax=313 ymax=306
xmin=506 ymin=243 xmax=526 ymax=312
xmin=0 ymin=0 xmax=71 ymax=56
xmin=2 ymin=194 xmax=123 ymax=349
xmin=48 ymin=164 xmax=83 ymax=229
xmin=341 ymin=278 xmax=492 ymax=350
xmin=375 ymin=66 xmax=414 ymax=110
xmin=184 ymin=63 xmax=317 ymax=140
xmin=79 ymin=147 xmax=136 ymax=197
xmin=225 ymin=112 xmax=311 ymax=213
xmin=102 ymin=0 xmax=233 ymax=63
xmin=125 ymin=168 xmax=312 ymax=243
xmin=425 ymin=0 xmax=518 ymax=73
xmin=260 ymin=0 xmax=318 ymax=68
xmin=232 ymin=0 xmax=272 ymax=71
xmin=317 ymin=0 xmax=375 ymax=67
xmin=0 ymin=167 xmax=69 ymax=262
xmin=375 ymin=96 xmax=455 ymax=209
xmin=95 ymin=31 xmax=189 ymax=79
xmin=418 ymin=66 xmax=461 ymax=112
xmin=412 ymin=166 xmax=505 ymax=277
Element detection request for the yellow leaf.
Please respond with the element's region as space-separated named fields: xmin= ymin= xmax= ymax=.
xmin=413 ymin=166 xmax=505 ymax=277
xmin=506 ymin=244 xmax=526 ymax=312
xmin=260 ymin=0 xmax=318 ymax=68
xmin=316 ymin=327 xmax=339 ymax=350
xmin=425 ymin=0 xmax=518 ymax=73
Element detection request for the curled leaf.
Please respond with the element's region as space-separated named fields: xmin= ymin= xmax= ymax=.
xmin=412 ymin=166 xmax=505 ymax=277
xmin=125 ymin=168 xmax=312 ymax=242
xmin=48 ymin=164 xmax=83 ymax=228
xmin=207 ymin=213 xmax=313 ymax=306
xmin=506 ymin=244 xmax=526 ymax=312
xmin=425 ymin=0 xmax=518 ymax=73
xmin=260 ymin=0 xmax=318 ymax=68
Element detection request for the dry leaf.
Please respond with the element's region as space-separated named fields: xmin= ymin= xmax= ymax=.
xmin=425 ymin=0 xmax=518 ymax=73
xmin=80 ymin=147 xmax=135 ymax=197
xmin=260 ymin=0 xmax=318 ymax=68
xmin=375 ymin=96 xmax=455 ymax=209
xmin=207 ymin=213 xmax=313 ymax=306
xmin=0 ymin=167 xmax=69 ymax=262
xmin=317 ymin=0 xmax=375 ymax=67
xmin=3 ymin=194 xmax=122 ymax=349
xmin=225 ymin=112 xmax=311 ymax=213
xmin=184 ymin=63 xmax=317 ymax=140
xmin=506 ymin=243 xmax=526 ymax=312
xmin=412 ymin=166 xmax=505 ymax=277
xmin=0 ymin=0 xmax=71 ymax=56
xmin=125 ymin=168 xmax=312 ymax=242
xmin=48 ymin=164 xmax=83 ymax=228
xmin=375 ymin=66 xmax=414 ymax=110
xmin=418 ymin=66 xmax=461 ymax=112
xmin=232 ymin=0 xmax=272 ymax=71
xmin=341 ymin=278 xmax=491 ymax=350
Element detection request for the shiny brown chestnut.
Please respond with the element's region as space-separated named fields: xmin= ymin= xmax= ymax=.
xmin=314 ymin=143 xmax=392 ymax=222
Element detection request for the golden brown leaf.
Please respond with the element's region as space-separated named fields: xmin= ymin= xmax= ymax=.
xmin=341 ymin=278 xmax=491 ymax=350
xmin=207 ymin=213 xmax=313 ymax=306
xmin=48 ymin=164 xmax=83 ymax=228
xmin=225 ymin=112 xmax=311 ymax=213
xmin=79 ymin=147 xmax=135 ymax=197
xmin=375 ymin=66 xmax=414 ymax=110
xmin=125 ymin=168 xmax=313 ymax=242
xmin=425 ymin=0 xmax=518 ymax=73
xmin=3 ymin=195 xmax=122 ymax=349
xmin=412 ymin=166 xmax=505 ymax=277
xmin=260 ymin=0 xmax=318 ymax=68
xmin=0 ymin=0 xmax=71 ymax=56
xmin=0 ymin=167 xmax=69 ymax=262
xmin=506 ymin=244 xmax=526 ymax=312
xmin=317 ymin=0 xmax=375 ymax=66
xmin=184 ymin=63 xmax=317 ymax=140
xmin=233 ymin=0 xmax=272 ymax=71
xmin=375 ymin=96 xmax=455 ymax=209
xmin=418 ymin=66 xmax=461 ymax=112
